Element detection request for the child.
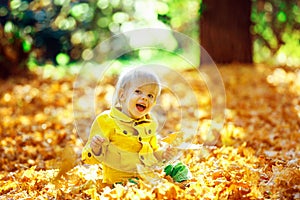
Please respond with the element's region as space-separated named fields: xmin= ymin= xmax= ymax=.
xmin=82 ymin=67 xmax=190 ymax=185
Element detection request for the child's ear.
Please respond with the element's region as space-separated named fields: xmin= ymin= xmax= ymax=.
xmin=152 ymin=98 xmax=158 ymax=106
xmin=153 ymin=100 xmax=157 ymax=105
xmin=119 ymin=88 xmax=125 ymax=102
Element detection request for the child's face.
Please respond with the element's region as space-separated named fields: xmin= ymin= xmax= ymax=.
xmin=120 ymin=83 xmax=159 ymax=119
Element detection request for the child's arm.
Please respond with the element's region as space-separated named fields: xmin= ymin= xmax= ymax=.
xmin=82 ymin=140 xmax=100 ymax=164
xmin=162 ymin=146 xmax=178 ymax=161
xmin=90 ymin=135 xmax=105 ymax=155
xmin=153 ymin=146 xmax=178 ymax=164
xmin=150 ymin=135 xmax=178 ymax=163
xmin=82 ymin=115 xmax=109 ymax=164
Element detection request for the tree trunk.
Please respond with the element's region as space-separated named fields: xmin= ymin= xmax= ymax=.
xmin=0 ymin=25 xmax=30 ymax=79
xmin=200 ymin=0 xmax=253 ymax=64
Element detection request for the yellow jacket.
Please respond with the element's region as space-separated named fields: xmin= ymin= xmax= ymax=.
xmin=82 ymin=107 xmax=163 ymax=184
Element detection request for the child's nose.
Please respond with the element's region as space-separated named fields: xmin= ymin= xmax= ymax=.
xmin=141 ymin=95 xmax=148 ymax=101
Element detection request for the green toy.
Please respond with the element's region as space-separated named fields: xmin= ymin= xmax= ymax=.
xmin=164 ymin=162 xmax=191 ymax=182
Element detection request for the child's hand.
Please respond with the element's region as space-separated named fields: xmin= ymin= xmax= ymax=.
xmin=91 ymin=135 xmax=105 ymax=156
xmin=163 ymin=146 xmax=178 ymax=161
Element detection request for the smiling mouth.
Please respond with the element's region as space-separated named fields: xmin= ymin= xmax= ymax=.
xmin=136 ymin=104 xmax=146 ymax=112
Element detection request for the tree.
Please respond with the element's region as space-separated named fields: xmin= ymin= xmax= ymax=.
xmin=0 ymin=24 xmax=30 ymax=79
xmin=251 ymin=0 xmax=300 ymax=65
xmin=200 ymin=0 xmax=253 ymax=64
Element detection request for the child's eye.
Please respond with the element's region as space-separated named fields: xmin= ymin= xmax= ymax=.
xmin=148 ymin=94 xmax=154 ymax=98
xmin=135 ymin=90 xmax=141 ymax=94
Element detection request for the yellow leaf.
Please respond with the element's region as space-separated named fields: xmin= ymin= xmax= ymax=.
xmin=161 ymin=131 xmax=184 ymax=146
xmin=84 ymin=186 xmax=100 ymax=200
xmin=53 ymin=146 xmax=77 ymax=181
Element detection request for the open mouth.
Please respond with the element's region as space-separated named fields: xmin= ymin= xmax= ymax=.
xmin=136 ymin=104 xmax=146 ymax=112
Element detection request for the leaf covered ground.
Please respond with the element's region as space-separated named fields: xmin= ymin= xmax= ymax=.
xmin=0 ymin=65 xmax=299 ymax=199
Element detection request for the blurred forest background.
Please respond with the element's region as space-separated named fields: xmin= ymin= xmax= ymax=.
xmin=1 ymin=1 xmax=300 ymax=199
xmin=0 ymin=0 xmax=299 ymax=78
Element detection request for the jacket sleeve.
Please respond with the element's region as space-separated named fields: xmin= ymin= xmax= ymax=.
xmin=81 ymin=114 xmax=110 ymax=164
xmin=150 ymin=134 xmax=165 ymax=162
xmin=148 ymin=116 xmax=165 ymax=162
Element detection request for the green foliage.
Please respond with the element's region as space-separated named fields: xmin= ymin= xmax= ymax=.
xmin=251 ymin=0 xmax=300 ymax=66
xmin=0 ymin=0 xmax=200 ymax=69
xmin=0 ymin=0 xmax=299 ymax=70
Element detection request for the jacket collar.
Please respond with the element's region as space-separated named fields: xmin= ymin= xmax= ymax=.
xmin=110 ymin=107 xmax=151 ymax=124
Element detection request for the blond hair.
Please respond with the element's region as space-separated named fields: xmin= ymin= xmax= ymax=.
xmin=112 ymin=67 xmax=161 ymax=107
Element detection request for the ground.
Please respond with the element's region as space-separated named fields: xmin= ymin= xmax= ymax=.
xmin=0 ymin=64 xmax=299 ymax=199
